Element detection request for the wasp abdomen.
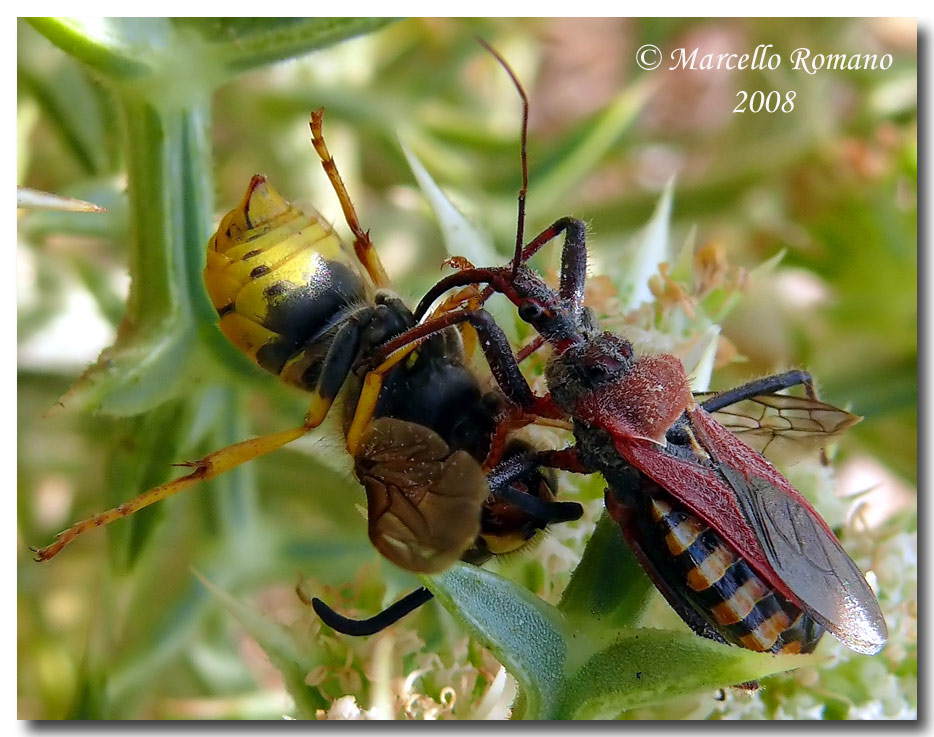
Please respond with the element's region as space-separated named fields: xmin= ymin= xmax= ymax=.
xmin=643 ymin=494 xmax=824 ymax=654
xmin=204 ymin=175 xmax=370 ymax=391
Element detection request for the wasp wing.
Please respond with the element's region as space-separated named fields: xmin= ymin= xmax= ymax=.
xmin=689 ymin=408 xmax=887 ymax=655
xmin=354 ymin=417 xmax=488 ymax=574
xmin=695 ymin=391 xmax=861 ymax=461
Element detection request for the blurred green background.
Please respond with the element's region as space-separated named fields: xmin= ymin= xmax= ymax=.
xmin=18 ymin=18 xmax=916 ymax=719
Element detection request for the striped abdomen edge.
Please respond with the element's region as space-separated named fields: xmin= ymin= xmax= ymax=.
xmin=642 ymin=493 xmax=824 ymax=654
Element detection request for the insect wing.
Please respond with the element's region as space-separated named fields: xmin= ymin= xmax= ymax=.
xmin=355 ymin=417 xmax=488 ymax=574
xmin=612 ymin=409 xmax=885 ymax=655
xmin=695 ymin=391 xmax=861 ymax=461
xmin=688 ymin=408 xmax=887 ymax=655
xmin=613 ymin=434 xmax=779 ymax=598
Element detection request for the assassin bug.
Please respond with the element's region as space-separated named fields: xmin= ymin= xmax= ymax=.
xmin=409 ymin=221 xmax=887 ymax=655
xmin=32 ymin=110 xmax=583 ymax=610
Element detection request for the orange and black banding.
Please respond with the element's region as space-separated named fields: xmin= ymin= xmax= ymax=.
xmin=204 ymin=175 xmax=371 ymax=391
xmin=643 ymin=494 xmax=824 ymax=654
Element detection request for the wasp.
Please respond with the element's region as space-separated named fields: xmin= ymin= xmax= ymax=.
xmin=31 ymin=108 xmax=583 ymax=635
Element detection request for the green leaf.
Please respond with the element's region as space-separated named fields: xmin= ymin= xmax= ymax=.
xmin=403 ymin=138 xmax=522 ymax=342
xmin=425 ymin=557 xmax=825 ymax=720
xmin=184 ymin=18 xmax=397 ymax=73
xmin=16 ymin=187 xmax=106 ymax=212
xmin=422 ymin=564 xmax=569 ymax=720
xmin=556 ymin=629 xmax=825 ymax=719
xmin=559 ymin=513 xmax=654 ymax=630
xmin=682 ymin=325 xmax=720 ymax=392
xmin=401 ymin=140 xmax=498 ymax=267
xmin=28 ymin=18 xmax=167 ymax=79
xmin=619 ymin=177 xmax=674 ymax=311
xmin=193 ymin=570 xmax=328 ymax=719
xmin=16 ymin=65 xmax=110 ymax=175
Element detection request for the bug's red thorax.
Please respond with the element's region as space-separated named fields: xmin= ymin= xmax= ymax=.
xmin=574 ymin=354 xmax=694 ymax=444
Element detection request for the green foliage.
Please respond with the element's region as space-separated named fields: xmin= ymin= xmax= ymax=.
xmin=18 ymin=18 xmax=915 ymax=720
xmin=422 ymin=523 xmax=824 ymax=720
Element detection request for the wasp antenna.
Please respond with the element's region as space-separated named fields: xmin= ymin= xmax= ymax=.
xmin=311 ymin=588 xmax=434 ymax=637
xmin=477 ymin=37 xmax=529 ymax=278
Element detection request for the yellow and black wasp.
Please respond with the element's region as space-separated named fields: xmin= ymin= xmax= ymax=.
xmin=33 ymin=107 xmax=583 ymax=634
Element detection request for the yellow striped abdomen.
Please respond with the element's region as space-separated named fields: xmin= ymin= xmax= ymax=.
xmin=647 ymin=494 xmax=824 ymax=654
xmin=204 ymin=175 xmax=370 ymax=391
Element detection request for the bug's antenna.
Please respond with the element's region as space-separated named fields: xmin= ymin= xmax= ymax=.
xmin=477 ymin=38 xmax=529 ymax=279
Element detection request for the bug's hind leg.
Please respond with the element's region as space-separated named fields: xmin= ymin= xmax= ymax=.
xmin=691 ymin=369 xmax=849 ymax=464
xmin=310 ymin=109 xmax=390 ymax=289
xmin=698 ymin=369 xmax=818 ymax=414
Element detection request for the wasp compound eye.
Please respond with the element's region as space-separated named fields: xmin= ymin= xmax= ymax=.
xmin=518 ymin=301 xmax=544 ymax=322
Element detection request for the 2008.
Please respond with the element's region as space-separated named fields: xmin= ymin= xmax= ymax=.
xmin=734 ymin=90 xmax=796 ymax=113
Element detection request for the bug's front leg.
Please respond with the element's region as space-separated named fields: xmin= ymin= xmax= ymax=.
xmin=517 ymin=217 xmax=589 ymax=321
xmin=373 ymin=307 xmax=564 ymax=421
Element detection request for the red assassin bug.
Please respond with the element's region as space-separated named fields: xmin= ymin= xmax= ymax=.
xmin=385 ymin=42 xmax=887 ymax=657
xmin=407 ymin=222 xmax=887 ymax=656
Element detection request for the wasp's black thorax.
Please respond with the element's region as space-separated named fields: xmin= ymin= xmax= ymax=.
xmin=375 ymin=338 xmax=500 ymax=462
xmin=347 ymin=299 xmax=500 ymax=463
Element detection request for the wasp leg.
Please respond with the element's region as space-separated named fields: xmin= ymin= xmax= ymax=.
xmin=345 ymin=340 xmax=421 ymax=456
xmin=311 ymin=587 xmax=434 ymax=637
xmin=309 ymin=109 xmax=390 ymax=289
xmin=31 ymin=423 xmax=315 ymax=561
xmin=436 ymin=285 xmax=483 ymax=362
xmin=696 ymin=369 xmax=817 ymax=414
xmin=33 ymin=307 xmax=389 ymax=562
xmin=345 ymin=286 xmax=489 ymax=455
